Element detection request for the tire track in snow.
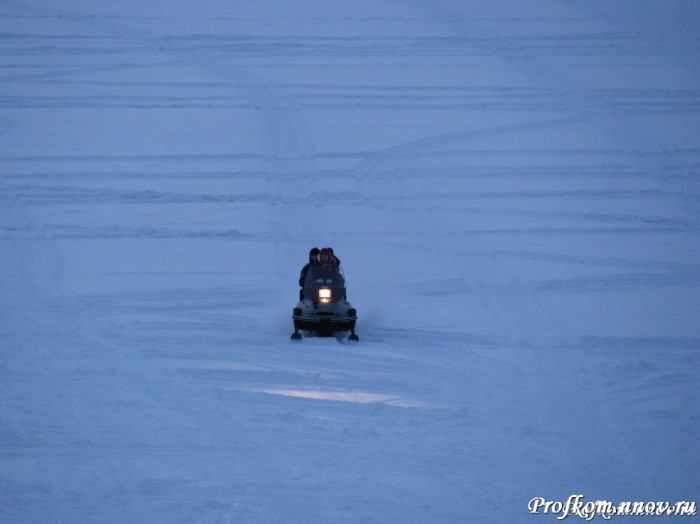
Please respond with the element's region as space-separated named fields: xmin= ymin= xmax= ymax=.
xmin=405 ymin=0 xmax=697 ymax=497
xmin=0 ymin=195 xmax=63 ymax=344
xmin=2 ymin=0 xmax=325 ymax=276
xmin=0 ymin=115 xmax=14 ymax=136
xmin=353 ymin=116 xmax=581 ymax=204
xmin=350 ymin=115 xmax=580 ymax=346
xmin=427 ymin=1 xmax=700 ymax=221
xmin=170 ymin=58 xmax=332 ymax=290
xmin=168 ymin=53 xmax=325 ymax=270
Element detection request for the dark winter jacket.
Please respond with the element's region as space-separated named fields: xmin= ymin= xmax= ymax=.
xmin=299 ymin=257 xmax=341 ymax=287
xmin=299 ymin=262 xmax=316 ymax=287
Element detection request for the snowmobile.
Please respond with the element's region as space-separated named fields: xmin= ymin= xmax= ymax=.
xmin=291 ymin=264 xmax=358 ymax=341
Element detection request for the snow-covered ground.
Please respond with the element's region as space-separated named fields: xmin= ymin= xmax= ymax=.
xmin=1 ymin=1 xmax=699 ymax=522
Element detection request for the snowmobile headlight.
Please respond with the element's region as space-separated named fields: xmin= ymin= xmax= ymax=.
xmin=318 ymin=288 xmax=332 ymax=303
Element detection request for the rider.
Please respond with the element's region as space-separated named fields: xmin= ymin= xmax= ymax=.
xmin=299 ymin=247 xmax=320 ymax=299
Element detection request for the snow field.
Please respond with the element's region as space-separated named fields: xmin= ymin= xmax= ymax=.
xmin=1 ymin=1 xmax=699 ymax=522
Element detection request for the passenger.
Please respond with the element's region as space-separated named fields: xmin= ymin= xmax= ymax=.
xmin=319 ymin=247 xmax=340 ymax=266
xmin=319 ymin=247 xmax=345 ymax=297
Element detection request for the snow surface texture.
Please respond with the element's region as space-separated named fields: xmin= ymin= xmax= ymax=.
xmin=1 ymin=1 xmax=699 ymax=522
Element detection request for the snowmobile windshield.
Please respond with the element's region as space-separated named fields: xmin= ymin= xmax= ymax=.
xmin=304 ymin=264 xmax=345 ymax=288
